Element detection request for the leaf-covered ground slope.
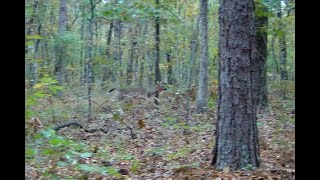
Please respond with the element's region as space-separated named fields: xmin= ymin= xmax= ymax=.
xmin=26 ymin=89 xmax=295 ymax=180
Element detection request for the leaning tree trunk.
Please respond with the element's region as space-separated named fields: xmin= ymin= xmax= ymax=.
xmin=212 ymin=0 xmax=260 ymax=170
xmin=54 ymin=0 xmax=68 ymax=97
xmin=154 ymin=0 xmax=161 ymax=104
xmin=196 ymin=0 xmax=209 ymax=113
xmin=252 ymin=1 xmax=268 ymax=111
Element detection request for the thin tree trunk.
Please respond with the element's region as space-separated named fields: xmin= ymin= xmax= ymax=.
xmin=80 ymin=4 xmax=85 ymax=85
xmin=114 ymin=19 xmax=123 ymax=82
xmin=102 ymin=22 xmax=113 ymax=85
xmin=189 ymin=16 xmax=200 ymax=89
xmin=166 ymin=51 xmax=174 ymax=85
xmin=196 ymin=0 xmax=209 ymax=113
xmin=139 ymin=56 xmax=144 ymax=87
xmin=278 ymin=2 xmax=288 ymax=81
xmin=270 ymin=30 xmax=279 ymax=81
xmin=26 ymin=0 xmax=40 ymax=55
xmin=154 ymin=0 xmax=161 ymax=104
xmin=147 ymin=48 xmax=154 ymax=89
xmin=126 ymin=27 xmax=134 ymax=85
xmin=86 ymin=0 xmax=96 ymax=119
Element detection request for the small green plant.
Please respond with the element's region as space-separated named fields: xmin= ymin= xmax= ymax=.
xmin=25 ymin=75 xmax=63 ymax=120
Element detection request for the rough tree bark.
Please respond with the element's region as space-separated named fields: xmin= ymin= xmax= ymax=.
xmin=212 ymin=0 xmax=260 ymax=170
xmin=196 ymin=0 xmax=209 ymax=113
xmin=252 ymin=1 xmax=268 ymax=111
xmin=86 ymin=0 xmax=95 ymax=119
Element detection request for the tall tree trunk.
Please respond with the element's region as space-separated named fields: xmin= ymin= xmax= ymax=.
xmin=86 ymin=0 xmax=98 ymax=119
xmin=166 ymin=51 xmax=174 ymax=85
xmin=26 ymin=0 xmax=40 ymax=55
xmin=80 ymin=4 xmax=85 ymax=85
xmin=126 ymin=27 xmax=134 ymax=85
xmin=37 ymin=0 xmax=48 ymax=80
xmin=142 ymin=24 xmax=153 ymax=89
xmin=139 ymin=23 xmax=149 ymax=87
xmin=114 ymin=19 xmax=123 ymax=82
xmin=252 ymin=1 xmax=268 ymax=111
xmin=32 ymin=22 xmax=43 ymax=84
xmin=196 ymin=0 xmax=209 ymax=113
xmin=133 ymin=25 xmax=140 ymax=83
xmin=102 ymin=22 xmax=113 ymax=86
xmin=26 ymin=0 xmax=40 ymax=87
xmin=147 ymin=48 xmax=154 ymax=89
xmin=189 ymin=16 xmax=200 ymax=87
xmin=154 ymin=0 xmax=161 ymax=104
xmin=270 ymin=30 xmax=279 ymax=82
xmin=139 ymin=56 xmax=144 ymax=87
xmin=54 ymin=0 xmax=68 ymax=97
xmin=278 ymin=1 xmax=288 ymax=81
xmin=212 ymin=0 xmax=260 ymax=170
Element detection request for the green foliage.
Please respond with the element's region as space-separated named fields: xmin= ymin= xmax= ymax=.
xmin=25 ymin=75 xmax=63 ymax=120
xmin=130 ymin=160 xmax=140 ymax=173
xmin=242 ymin=164 xmax=255 ymax=170
xmin=146 ymin=146 xmax=168 ymax=156
xmin=76 ymin=164 xmax=121 ymax=177
xmin=208 ymin=97 xmax=217 ymax=108
xmin=102 ymin=1 xmax=155 ymax=22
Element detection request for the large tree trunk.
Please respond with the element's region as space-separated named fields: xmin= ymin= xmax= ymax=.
xmin=252 ymin=1 xmax=268 ymax=111
xmin=196 ymin=0 xmax=209 ymax=113
xmin=54 ymin=0 xmax=68 ymax=97
xmin=154 ymin=0 xmax=161 ymax=104
xmin=212 ymin=0 xmax=260 ymax=170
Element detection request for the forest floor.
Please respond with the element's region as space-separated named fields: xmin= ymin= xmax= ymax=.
xmin=26 ymin=86 xmax=295 ymax=180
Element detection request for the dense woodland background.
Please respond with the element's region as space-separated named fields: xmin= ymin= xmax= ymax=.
xmin=25 ymin=0 xmax=295 ymax=179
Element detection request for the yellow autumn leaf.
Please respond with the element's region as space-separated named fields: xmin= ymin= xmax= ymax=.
xmin=33 ymin=83 xmax=44 ymax=89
